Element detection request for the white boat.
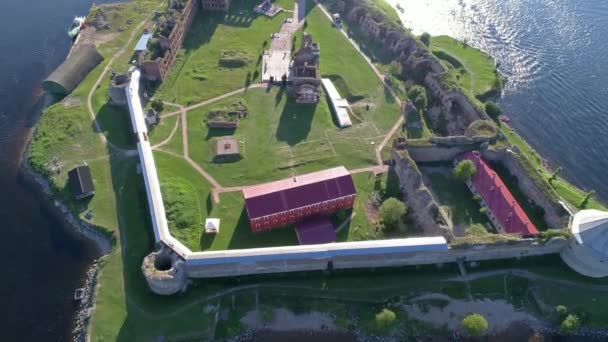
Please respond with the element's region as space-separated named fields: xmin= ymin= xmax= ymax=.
xmin=68 ymin=16 xmax=86 ymax=39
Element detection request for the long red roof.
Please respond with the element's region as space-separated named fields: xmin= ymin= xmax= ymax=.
xmin=243 ymin=166 xmax=356 ymax=219
xmin=457 ymin=152 xmax=539 ymax=236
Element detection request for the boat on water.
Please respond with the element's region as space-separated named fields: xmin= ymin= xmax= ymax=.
xmin=499 ymin=115 xmax=511 ymax=123
xmin=68 ymin=16 xmax=86 ymax=40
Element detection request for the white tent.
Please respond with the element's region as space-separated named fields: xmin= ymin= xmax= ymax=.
xmin=561 ymin=210 xmax=608 ymax=278
xmin=205 ymin=218 xmax=221 ymax=234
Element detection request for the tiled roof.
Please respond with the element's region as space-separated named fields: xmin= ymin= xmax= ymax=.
xmin=457 ymin=152 xmax=539 ymax=236
xmin=243 ymin=166 xmax=356 ymax=219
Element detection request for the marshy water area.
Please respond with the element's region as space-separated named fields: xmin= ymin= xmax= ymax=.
xmin=0 ymin=0 xmax=115 ymax=340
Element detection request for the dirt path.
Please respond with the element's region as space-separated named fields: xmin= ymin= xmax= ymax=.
xmin=161 ymin=83 xmax=266 ymax=118
xmin=151 ymin=115 xmax=181 ymax=149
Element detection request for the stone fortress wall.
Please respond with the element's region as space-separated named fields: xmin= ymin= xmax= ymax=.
xmin=127 ymin=0 xmax=574 ymax=295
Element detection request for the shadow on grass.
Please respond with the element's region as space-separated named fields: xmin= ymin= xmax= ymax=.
xmin=205 ymin=126 xmax=237 ymax=140
xmin=94 ymin=103 xmax=136 ymax=149
xmin=276 ymin=98 xmax=316 ymax=145
xmin=274 ymin=85 xmax=285 ymax=107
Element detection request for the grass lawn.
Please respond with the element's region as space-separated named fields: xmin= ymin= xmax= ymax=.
xmin=421 ymin=167 xmax=489 ymax=235
xmin=429 ymin=35 xmax=501 ymax=99
xmin=183 ymin=87 xmax=380 ymax=186
xmin=305 ymin=6 xmax=402 ymax=133
xmin=148 ymin=115 xmax=179 ymax=146
xmin=154 ymin=0 xmax=289 ymax=105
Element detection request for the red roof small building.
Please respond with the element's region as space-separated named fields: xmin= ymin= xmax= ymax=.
xmin=456 ymin=151 xmax=539 ymax=236
xmin=242 ymin=166 xmax=356 ymax=232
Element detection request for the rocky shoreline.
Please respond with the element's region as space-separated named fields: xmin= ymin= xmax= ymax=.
xmin=20 ymin=144 xmax=114 ymax=341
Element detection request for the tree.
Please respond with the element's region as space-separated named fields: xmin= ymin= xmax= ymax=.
xmin=379 ymin=198 xmax=407 ymax=229
xmin=560 ymin=314 xmax=580 ymax=332
xmin=579 ymin=190 xmax=595 ymax=209
xmin=462 ymin=313 xmax=488 ymax=336
xmin=151 ymin=98 xmax=164 ymax=113
xmin=485 ymin=102 xmax=502 ymax=119
xmin=408 ymin=85 xmax=428 ymax=111
xmin=548 ymin=167 xmax=562 ymax=183
xmin=453 ymin=160 xmax=477 ymax=181
xmin=420 ymin=32 xmax=431 ymax=46
xmin=375 ymin=308 xmax=396 ymax=329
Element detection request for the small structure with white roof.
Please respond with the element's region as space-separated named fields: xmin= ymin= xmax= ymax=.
xmin=205 ymin=218 xmax=221 ymax=234
xmin=321 ymin=78 xmax=352 ymax=128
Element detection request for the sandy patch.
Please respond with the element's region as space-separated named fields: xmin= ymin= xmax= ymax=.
xmin=241 ymin=308 xmax=338 ymax=332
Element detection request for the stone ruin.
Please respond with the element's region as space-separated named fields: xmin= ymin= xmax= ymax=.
xmin=142 ymin=244 xmax=188 ymax=295
xmin=288 ymin=32 xmax=321 ymax=104
xmin=108 ymin=73 xmax=130 ymax=106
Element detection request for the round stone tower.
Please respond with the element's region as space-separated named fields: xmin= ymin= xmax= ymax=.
xmin=108 ymin=73 xmax=130 ymax=106
xmin=141 ymin=245 xmax=188 ymax=295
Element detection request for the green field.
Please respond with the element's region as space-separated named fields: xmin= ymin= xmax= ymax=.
xmin=429 ymin=35 xmax=502 ymax=99
xmin=154 ymin=0 xmax=289 ymax=105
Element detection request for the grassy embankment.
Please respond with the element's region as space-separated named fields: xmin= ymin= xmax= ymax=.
xmin=429 ymin=35 xmax=502 ymax=101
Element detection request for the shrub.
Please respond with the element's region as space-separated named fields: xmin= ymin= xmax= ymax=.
xmin=579 ymin=190 xmax=595 ymax=209
xmin=485 ymin=102 xmax=502 ymax=119
xmin=555 ymin=305 xmax=568 ymax=318
xmin=379 ymin=198 xmax=407 ymax=229
xmin=467 ymin=223 xmax=488 ymax=236
xmin=473 ymin=194 xmax=482 ymax=201
xmin=479 ymin=207 xmax=488 ymax=215
xmin=560 ymin=314 xmax=580 ymax=332
xmin=462 ymin=313 xmax=488 ymax=336
xmin=420 ymin=32 xmax=431 ymax=46
xmin=375 ymin=308 xmax=396 ymax=330
xmin=151 ymin=98 xmax=164 ymax=113
xmin=453 ymin=160 xmax=477 ymax=181
xmin=408 ymin=85 xmax=428 ymax=110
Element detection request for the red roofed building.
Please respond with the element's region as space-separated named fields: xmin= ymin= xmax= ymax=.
xmin=243 ymin=166 xmax=356 ymax=232
xmin=456 ymin=152 xmax=539 ymax=236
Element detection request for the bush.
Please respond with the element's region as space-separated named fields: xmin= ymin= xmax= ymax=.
xmin=555 ymin=305 xmax=568 ymax=318
xmin=579 ymin=190 xmax=595 ymax=209
xmin=420 ymin=32 xmax=431 ymax=46
xmin=462 ymin=313 xmax=488 ymax=336
xmin=379 ymin=198 xmax=407 ymax=229
xmin=375 ymin=308 xmax=396 ymax=330
xmin=151 ymin=98 xmax=164 ymax=113
xmin=485 ymin=102 xmax=502 ymax=119
xmin=560 ymin=314 xmax=580 ymax=332
xmin=408 ymin=85 xmax=428 ymax=110
xmin=473 ymin=194 xmax=482 ymax=201
xmin=453 ymin=160 xmax=477 ymax=181
xmin=467 ymin=223 xmax=488 ymax=236
xmin=479 ymin=207 xmax=488 ymax=215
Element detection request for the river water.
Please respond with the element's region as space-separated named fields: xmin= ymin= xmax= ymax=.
xmin=390 ymin=0 xmax=608 ymax=202
xmin=0 ymin=0 xmax=114 ymax=340
xmin=1 ymin=0 xmax=607 ymax=340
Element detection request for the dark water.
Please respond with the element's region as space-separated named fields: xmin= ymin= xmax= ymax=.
xmin=393 ymin=0 xmax=608 ymax=202
xmin=0 ymin=0 xmax=111 ymax=340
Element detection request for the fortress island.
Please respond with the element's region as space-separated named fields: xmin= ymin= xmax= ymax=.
xmin=30 ymin=0 xmax=608 ymax=339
